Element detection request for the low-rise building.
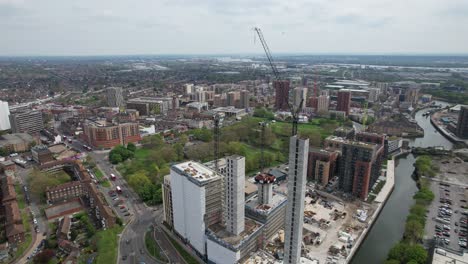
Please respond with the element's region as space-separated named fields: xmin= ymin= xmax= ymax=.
xmin=0 ymin=133 xmax=38 ymax=153
xmin=31 ymin=145 xmax=54 ymax=164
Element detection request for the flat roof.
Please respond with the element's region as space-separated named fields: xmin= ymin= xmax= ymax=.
xmin=172 ymin=161 xmax=220 ymax=184
xmin=245 ymin=191 xmax=287 ymax=215
xmin=207 ymin=218 xmax=262 ymax=249
xmin=431 ymin=248 xmax=468 ymax=264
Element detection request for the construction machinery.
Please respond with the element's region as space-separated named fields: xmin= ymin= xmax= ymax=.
xmin=253 ymin=27 xmax=302 ymax=136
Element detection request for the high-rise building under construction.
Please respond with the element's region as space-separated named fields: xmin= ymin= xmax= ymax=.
xmin=284 ymin=136 xmax=309 ymax=264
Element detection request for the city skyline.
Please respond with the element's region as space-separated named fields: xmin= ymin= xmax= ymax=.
xmin=1 ymin=0 xmax=468 ymax=56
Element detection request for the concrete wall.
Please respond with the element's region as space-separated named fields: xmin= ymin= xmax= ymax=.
xmin=207 ymin=238 xmax=240 ymax=264
xmin=171 ymin=169 xmax=207 ymax=255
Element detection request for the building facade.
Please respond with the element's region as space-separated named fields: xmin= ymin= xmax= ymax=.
xmin=456 ymin=106 xmax=468 ymax=139
xmin=106 ymin=87 xmax=124 ymax=107
xmin=9 ymin=110 xmax=44 ymax=135
xmin=336 ymin=89 xmax=351 ymax=116
xmin=308 ymin=148 xmax=339 ymax=185
xmin=0 ymin=100 xmax=10 ymax=131
xmin=317 ymin=95 xmax=330 ymax=114
xmin=82 ymin=120 xmax=141 ymax=149
xmin=293 ymin=87 xmax=307 ymax=111
xmin=284 ymin=136 xmax=309 ymax=264
xmin=225 ymin=155 xmax=245 ymax=235
xmin=274 ymin=80 xmax=290 ymax=111
xmin=240 ymin=90 xmax=250 ymax=109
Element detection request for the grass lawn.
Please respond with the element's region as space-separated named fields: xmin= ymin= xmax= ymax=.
xmin=93 ymin=167 xmax=104 ymax=180
xmin=15 ymin=184 xmax=26 ymax=209
xmin=164 ymin=230 xmax=200 ymax=264
xmin=134 ymin=148 xmax=151 ymax=160
xmin=94 ymin=226 xmax=124 ymax=264
xmin=100 ymin=179 xmax=111 ymax=188
xmin=145 ymin=229 xmax=168 ymax=263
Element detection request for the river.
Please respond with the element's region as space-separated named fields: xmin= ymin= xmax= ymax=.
xmin=351 ymin=102 xmax=453 ymax=264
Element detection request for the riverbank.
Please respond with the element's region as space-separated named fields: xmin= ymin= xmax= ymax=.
xmin=347 ymin=160 xmax=395 ymax=263
xmin=430 ymin=112 xmax=468 ymax=147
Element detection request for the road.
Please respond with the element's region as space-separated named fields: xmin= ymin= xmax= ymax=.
xmin=89 ymin=151 xmax=161 ymax=264
xmin=14 ymin=167 xmax=48 ymax=263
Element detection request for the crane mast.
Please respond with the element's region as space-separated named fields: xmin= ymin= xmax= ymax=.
xmin=254 ymin=27 xmax=280 ymax=80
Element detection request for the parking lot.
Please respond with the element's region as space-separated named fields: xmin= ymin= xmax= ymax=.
xmin=425 ymin=181 xmax=468 ymax=250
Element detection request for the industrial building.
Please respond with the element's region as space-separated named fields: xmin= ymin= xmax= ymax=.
xmin=284 ymin=136 xmax=309 ymax=264
xmin=0 ymin=100 xmax=10 ymax=131
xmin=106 ymin=87 xmax=124 ymax=107
xmin=9 ymin=110 xmax=44 ymax=135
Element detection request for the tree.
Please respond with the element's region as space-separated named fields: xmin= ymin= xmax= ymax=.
xmin=384 ymin=260 xmax=399 ymax=264
xmin=0 ymin=147 xmax=8 ymax=156
xmin=192 ymin=128 xmax=213 ymax=142
xmin=404 ymin=220 xmax=424 ymax=243
xmin=405 ymin=244 xmax=428 ymax=264
xmin=127 ymin=142 xmax=137 ymax=152
xmin=109 ymin=153 xmax=123 ymax=164
xmin=128 ymin=171 xmax=152 ymax=191
xmin=34 ymin=249 xmax=55 ymax=263
xmin=253 ymin=107 xmax=274 ymax=119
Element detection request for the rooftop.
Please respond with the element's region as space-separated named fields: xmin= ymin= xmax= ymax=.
xmin=172 ymin=161 xmax=220 ymax=184
xmin=207 ymin=218 xmax=262 ymax=250
xmin=245 ymin=191 xmax=287 ymax=216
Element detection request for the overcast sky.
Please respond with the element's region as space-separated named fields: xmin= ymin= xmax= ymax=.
xmin=1 ymin=0 xmax=467 ymax=56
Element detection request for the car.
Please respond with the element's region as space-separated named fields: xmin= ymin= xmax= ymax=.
xmin=33 ymin=218 xmax=37 ymax=224
xmin=126 ymin=239 xmax=130 ymax=244
xmin=456 ymin=222 xmax=459 ymax=226
xmin=120 ymin=205 xmax=125 ymax=209
xmin=112 ymin=197 xmax=119 ymax=201
xmin=124 ymin=213 xmax=130 ymax=216
xmin=108 ymin=190 xmax=115 ymax=195
xmin=140 ymin=249 xmax=144 ymax=254
xmin=122 ymin=255 xmax=127 ymax=260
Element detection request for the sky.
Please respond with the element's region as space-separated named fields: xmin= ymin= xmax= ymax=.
xmin=1 ymin=0 xmax=468 ymax=56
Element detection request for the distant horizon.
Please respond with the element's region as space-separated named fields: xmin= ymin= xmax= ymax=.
xmin=2 ymin=52 xmax=468 ymax=58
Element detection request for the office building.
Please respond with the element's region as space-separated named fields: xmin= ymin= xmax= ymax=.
xmin=225 ymin=155 xmax=245 ymax=235
xmin=82 ymin=119 xmax=141 ymax=149
xmin=9 ymin=110 xmax=44 ymax=135
xmin=240 ymin=90 xmax=250 ymax=109
xmin=274 ymin=80 xmax=290 ymax=111
xmin=284 ymin=136 xmax=309 ymax=264
xmin=308 ymin=148 xmax=339 ymax=185
xmin=293 ymin=87 xmax=307 ymax=110
xmin=456 ymin=106 xmax=468 ymax=139
xmin=0 ymin=100 xmax=10 ymax=130
xmin=106 ymin=87 xmax=124 ymax=107
xmin=338 ymin=140 xmax=382 ymax=199
xmin=336 ymin=89 xmax=351 ymax=116
xmin=126 ymin=97 xmax=175 ymax=115
xmin=317 ymin=94 xmax=330 ymax=114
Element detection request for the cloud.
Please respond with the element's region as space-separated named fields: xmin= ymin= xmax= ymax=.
xmin=0 ymin=0 xmax=467 ymax=55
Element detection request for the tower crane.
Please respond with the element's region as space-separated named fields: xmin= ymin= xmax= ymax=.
xmin=253 ymin=27 xmax=302 ymax=136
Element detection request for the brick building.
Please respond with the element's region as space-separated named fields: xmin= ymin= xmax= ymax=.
xmin=82 ymin=119 xmax=141 ymax=149
xmin=274 ymin=80 xmax=290 ymax=111
xmin=307 ymin=148 xmax=339 ymax=185
xmin=336 ymin=89 xmax=351 ymax=116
